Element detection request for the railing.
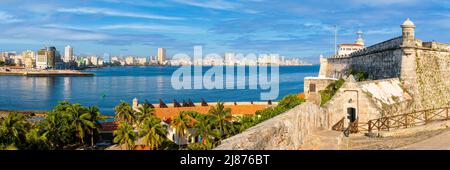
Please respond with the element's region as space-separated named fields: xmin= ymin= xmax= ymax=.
xmin=348 ymin=119 xmax=359 ymax=133
xmin=332 ymin=117 xmax=345 ymax=131
xmin=332 ymin=117 xmax=359 ymax=137
xmin=368 ymin=107 xmax=450 ymax=133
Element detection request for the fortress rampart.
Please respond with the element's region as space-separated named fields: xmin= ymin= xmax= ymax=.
xmin=320 ymin=37 xmax=403 ymax=80
xmin=318 ymin=18 xmax=450 ymax=112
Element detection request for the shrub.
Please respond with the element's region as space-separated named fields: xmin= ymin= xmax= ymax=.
xmin=348 ymin=69 xmax=369 ymax=81
xmin=320 ymin=78 xmax=345 ymax=106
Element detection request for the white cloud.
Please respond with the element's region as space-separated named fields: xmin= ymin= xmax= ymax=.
xmin=349 ymin=0 xmax=419 ymax=6
xmin=172 ymin=0 xmax=242 ymax=10
xmin=365 ymin=28 xmax=399 ymax=35
xmin=0 ymin=11 xmax=23 ymax=24
xmin=95 ymin=0 xmax=170 ymax=8
xmin=57 ymin=7 xmax=183 ymax=20
xmin=99 ymin=24 xmax=205 ymax=34
xmin=3 ymin=27 xmax=111 ymax=41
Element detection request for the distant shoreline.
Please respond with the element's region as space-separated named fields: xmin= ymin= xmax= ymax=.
xmin=0 ymin=67 xmax=94 ymax=77
xmin=0 ymin=109 xmax=47 ymax=117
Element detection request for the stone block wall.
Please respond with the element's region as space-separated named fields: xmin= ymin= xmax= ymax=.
xmin=410 ymin=49 xmax=450 ymax=110
xmin=323 ymin=37 xmax=403 ymax=80
xmin=304 ymin=77 xmax=337 ymax=105
xmin=215 ymin=102 xmax=329 ymax=150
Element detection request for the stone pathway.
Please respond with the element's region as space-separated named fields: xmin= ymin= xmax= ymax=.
xmin=347 ymin=128 xmax=450 ymax=150
xmin=300 ymin=130 xmax=346 ymax=150
xmin=400 ymin=130 xmax=450 ymax=150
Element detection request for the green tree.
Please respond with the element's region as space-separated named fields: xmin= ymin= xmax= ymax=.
xmin=186 ymin=142 xmax=215 ymax=150
xmin=0 ymin=113 xmax=30 ymax=148
xmin=278 ymin=94 xmax=305 ymax=110
xmin=172 ymin=111 xmax=192 ymax=147
xmin=40 ymin=109 xmax=75 ymax=149
xmin=25 ymin=127 xmax=50 ymax=150
xmin=113 ymin=122 xmax=136 ymax=150
xmin=208 ymin=102 xmax=232 ymax=139
xmin=67 ymin=104 xmax=94 ymax=146
xmin=114 ymin=101 xmax=136 ymax=124
xmin=191 ymin=119 xmax=215 ymax=145
xmin=139 ymin=116 xmax=166 ymax=150
xmin=85 ymin=106 xmax=104 ymax=147
xmin=136 ymin=103 xmax=155 ymax=125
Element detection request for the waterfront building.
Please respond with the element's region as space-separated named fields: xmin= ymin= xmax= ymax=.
xmin=98 ymin=58 xmax=104 ymax=66
xmin=83 ymin=58 xmax=91 ymax=66
xmin=125 ymin=56 xmax=135 ymax=65
xmin=13 ymin=57 xmax=22 ymax=66
xmin=0 ymin=51 xmax=16 ymax=64
xmin=111 ymin=56 xmax=119 ymax=64
xmin=90 ymin=56 xmax=99 ymax=66
xmin=157 ymin=48 xmax=166 ymax=65
xmin=36 ymin=46 xmax=57 ymax=69
xmin=137 ymin=57 xmax=148 ymax=65
xmin=22 ymin=50 xmax=35 ymax=68
xmin=64 ymin=45 xmax=73 ymax=63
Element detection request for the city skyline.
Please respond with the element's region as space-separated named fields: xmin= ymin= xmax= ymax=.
xmin=0 ymin=0 xmax=449 ymax=64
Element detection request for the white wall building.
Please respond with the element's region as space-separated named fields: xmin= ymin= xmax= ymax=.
xmin=64 ymin=45 xmax=73 ymax=63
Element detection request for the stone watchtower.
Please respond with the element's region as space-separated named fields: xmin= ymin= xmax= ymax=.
xmin=401 ymin=18 xmax=416 ymax=48
xmin=400 ymin=18 xmax=417 ymax=94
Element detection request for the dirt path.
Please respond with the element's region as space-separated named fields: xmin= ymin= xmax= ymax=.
xmin=399 ymin=130 xmax=450 ymax=150
xmin=348 ymin=128 xmax=450 ymax=150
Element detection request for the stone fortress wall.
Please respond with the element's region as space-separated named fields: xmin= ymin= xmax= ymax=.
xmin=216 ymin=19 xmax=450 ymax=150
xmin=409 ymin=47 xmax=450 ymax=110
xmin=320 ymin=37 xmax=403 ymax=80
xmin=215 ymin=102 xmax=332 ymax=150
xmin=320 ymin=19 xmax=450 ymax=112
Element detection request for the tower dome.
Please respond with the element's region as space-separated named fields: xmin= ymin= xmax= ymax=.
xmin=401 ymin=18 xmax=415 ymax=28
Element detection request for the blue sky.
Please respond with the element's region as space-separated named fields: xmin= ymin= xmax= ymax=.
xmin=0 ymin=0 xmax=449 ymax=63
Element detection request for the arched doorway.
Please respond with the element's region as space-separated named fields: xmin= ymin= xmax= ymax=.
xmin=347 ymin=107 xmax=357 ymax=123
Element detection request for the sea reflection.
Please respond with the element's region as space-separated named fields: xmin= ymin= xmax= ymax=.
xmin=0 ymin=66 xmax=319 ymax=115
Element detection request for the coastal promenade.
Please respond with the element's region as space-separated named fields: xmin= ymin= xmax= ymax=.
xmin=0 ymin=67 xmax=94 ymax=76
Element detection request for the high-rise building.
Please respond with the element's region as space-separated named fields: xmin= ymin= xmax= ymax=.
xmin=64 ymin=45 xmax=73 ymax=62
xmin=157 ymin=48 xmax=166 ymax=65
xmin=22 ymin=50 xmax=35 ymax=68
xmin=36 ymin=46 xmax=57 ymax=69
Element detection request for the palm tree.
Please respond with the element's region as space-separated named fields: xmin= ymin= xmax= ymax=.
xmin=172 ymin=112 xmax=192 ymax=147
xmin=67 ymin=104 xmax=94 ymax=146
xmin=136 ymin=103 xmax=155 ymax=126
xmin=113 ymin=122 xmax=136 ymax=150
xmin=114 ymin=101 xmax=136 ymax=124
xmin=25 ymin=127 xmax=50 ymax=150
xmin=0 ymin=113 xmax=29 ymax=147
xmin=208 ymin=102 xmax=232 ymax=139
xmin=139 ymin=116 xmax=166 ymax=150
xmin=85 ymin=106 xmax=104 ymax=147
xmin=192 ymin=119 xmax=213 ymax=145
